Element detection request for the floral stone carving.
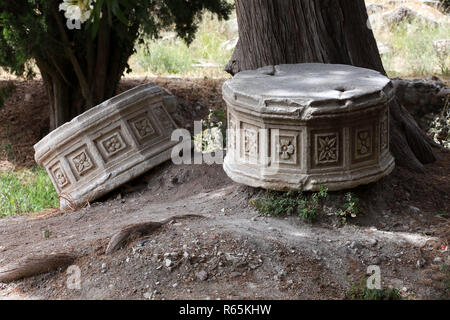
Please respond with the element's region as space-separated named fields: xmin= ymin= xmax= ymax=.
xmin=34 ymin=84 xmax=180 ymax=209
xmin=223 ymin=63 xmax=395 ymax=191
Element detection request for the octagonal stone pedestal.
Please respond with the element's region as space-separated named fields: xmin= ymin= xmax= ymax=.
xmin=34 ymin=84 xmax=180 ymax=209
xmin=223 ymin=63 xmax=395 ymax=191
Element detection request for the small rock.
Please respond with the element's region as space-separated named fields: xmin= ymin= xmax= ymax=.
xmin=416 ymin=258 xmax=426 ymax=268
xmin=165 ymin=259 xmax=172 ymax=267
xmin=368 ymin=239 xmax=378 ymax=247
xmin=134 ymin=240 xmax=148 ymax=247
xmin=371 ymin=257 xmax=382 ymax=265
xmin=408 ymin=206 xmax=421 ymax=215
xmin=196 ymin=270 xmax=208 ymax=281
xmin=433 ymin=257 xmax=442 ymax=263
xmin=350 ymin=241 xmax=363 ymax=249
xmin=231 ymin=272 xmax=241 ymax=278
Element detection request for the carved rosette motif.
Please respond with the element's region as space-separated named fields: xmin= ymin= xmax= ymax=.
xmin=53 ymin=167 xmax=69 ymax=188
xmin=133 ymin=117 xmax=155 ymax=139
xmin=356 ymin=130 xmax=372 ymax=158
xmin=244 ymin=128 xmax=258 ymax=158
xmin=103 ymin=135 xmax=122 ymax=154
xmin=316 ymin=134 xmax=339 ymax=164
xmin=228 ymin=118 xmax=236 ymax=150
xmin=72 ymin=151 xmax=93 ymax=175
xmin=153 ymin=106 xmax=174 ymax=131
xmin=278 ymin=137 xmax=295 ymax=160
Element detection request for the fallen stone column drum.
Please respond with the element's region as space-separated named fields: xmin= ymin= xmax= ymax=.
xmin=34 ymin=84 xmax=180 ymax=209
xmin=223 ymin=63 xmax=395 ymax=191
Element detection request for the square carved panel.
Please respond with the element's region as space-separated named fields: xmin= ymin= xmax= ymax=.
xmin=313 ymin=132 xmax=340 ymax=167
xmin=240 ymin=123 xmax=259 ymax=161
xmin=228 ymin=117 xmax=237 ymax=151
xmin=95 ymin=127 xmax=130 ymax=163
xmin=50 ymin=163 xmax=70 ymax=190
xmin=127 ymin=112 xmax=159 ymax=145
xmin=271 ymin=130 xmax=300 ymax=166
xmin=352 ymin=125 xmax=376 ymax=163
xmin=67 ymin=146 xmax=96 ymax=179
xmin=152 ymin=105 xmax=176 ymax=134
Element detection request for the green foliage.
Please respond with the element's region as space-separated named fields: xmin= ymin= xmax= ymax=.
xmin=348 ymin=276 xmax=402 ymax=300
xmin=0 ymin=167 xmax=58 ymax=217
xmin=0 ymin=82 xmax=16 ymax=109
xmin=137 ymin=38 xmax=194 ymax=74
xmin=381 ymin=19 xmax=450 ymax=76
xmin=43 ymin=228 xmax=52 ymax=239
xmin=440 ymin=264 xmax=450 ymax=299
xmin=133 ymin=12 xmax=235 ymax=76
xmin=336 ymin=192 xmax=360 ymax=224
xmin=250 ymin=186 xmax=328 ymax=223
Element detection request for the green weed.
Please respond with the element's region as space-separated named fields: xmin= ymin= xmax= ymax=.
xmin=0 ymin=167 xmax=58 ymax=217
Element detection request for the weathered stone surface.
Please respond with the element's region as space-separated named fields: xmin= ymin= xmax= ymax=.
xmin=382 ymin=4 xmax=449 ymax=27
xmin=34 ymin=84 xmax=180 ymax=209
xmin=222 ymin=63 xmax=395 ymax=191
xmin=433 ymin=39 xmax=450 ymax=57
xmin=392 ymin=77 xmax=449 ymax=128
xmin=366 ymin=3 xmax=385 ymax=15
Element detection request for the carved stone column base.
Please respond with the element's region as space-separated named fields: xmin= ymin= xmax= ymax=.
xmin=34 ymin=84 xmax=179 ymax=209
xmin=222 ymin=64 xmax=396 ymax=191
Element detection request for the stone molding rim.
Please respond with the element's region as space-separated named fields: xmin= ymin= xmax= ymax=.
xmin=222 ymin=63 xmax=395 ymax=119
xmin=34 ymin=83 xmax=168 ymax=164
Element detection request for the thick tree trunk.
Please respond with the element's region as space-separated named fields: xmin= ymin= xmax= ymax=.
xmin=226 ymin=0 xmax=437 ymax=172
xmin=34 ymin=4 xmax=139 ymax=132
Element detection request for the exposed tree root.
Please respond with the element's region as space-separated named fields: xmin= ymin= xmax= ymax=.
xmin=105 ymin=214 xmax=203 ymax=255
xmin=0 ymin=253 xmax=78 ymax=283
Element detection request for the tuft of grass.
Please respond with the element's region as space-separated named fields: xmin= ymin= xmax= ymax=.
xmin=250 ymin=186 xmax=328 ymax=223
xmin=336 ymin=192 xmax=360 ymax=224
xmin=348 ymin=276 xmax=402 ymax=300
xmin=131 ymin=13 xmax=236 ymax=77
xmin=137 ymin=38 xmax=194 ymax=75
xmin=0 ymin=167 xmax=58 ymax=217
xmin=379 ymin=19 xmax=450 ymax=76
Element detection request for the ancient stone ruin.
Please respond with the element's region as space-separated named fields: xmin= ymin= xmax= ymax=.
xmin=222 ymin=63 xmax=395 ymax=191
xmin=34 ymin=84 xmax=180 ymax=209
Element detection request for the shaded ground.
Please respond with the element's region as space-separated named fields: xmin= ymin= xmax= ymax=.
xmin=0 ymin=77 xmax=449 ymax=300
xmin=0 ymin=156 xmax=449 ymax=300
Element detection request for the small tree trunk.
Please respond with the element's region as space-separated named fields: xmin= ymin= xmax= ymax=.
xmin=40 ymin=71 xmax=72 ymax=130
xmin=227 ymin=0 xmax=437 ymax=172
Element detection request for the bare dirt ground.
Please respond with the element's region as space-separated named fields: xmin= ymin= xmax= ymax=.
xmin=0 ymin=78 xmax=449 ymax=300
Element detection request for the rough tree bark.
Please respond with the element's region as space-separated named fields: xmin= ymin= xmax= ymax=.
xmin=226 ymin=0 xmax=437 ymax=172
